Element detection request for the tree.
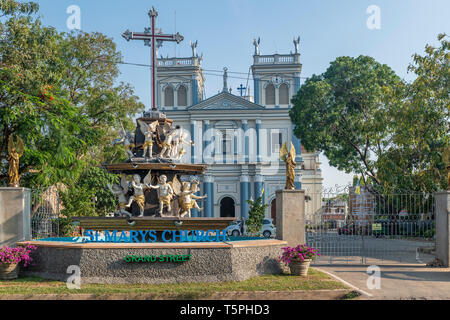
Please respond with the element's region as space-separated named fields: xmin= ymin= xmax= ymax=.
xmin=0 ymin=8 xmax=96 ymax=187
xmin=376 ymin=34 xmax=449 ymax=193
xmin=246 ymin=193 xmax=269 ymax=236
xmin=290 ymin=56 xmax=402 ymax=193
xmin=0 ymin=0 xmax=38 ymax=17
xmin=291 ymin=36 xmax=449 ymax=194
xmin=57 ymin=31 xmax=144 ymax=164
xmin=60 ymin=166 xmax=119 ymax=217
xmin=0 ymin=1 xmax=145 ymax=188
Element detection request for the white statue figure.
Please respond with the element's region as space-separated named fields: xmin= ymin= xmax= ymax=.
xmin=138 ymin=119 xmax=159 ymax=159
xmin=293 ymin=36 xmax=300 ymax=54
xmin=223 ymin=67 xmax=228 ymax=92
xmin=158 ymin=126 xmax=177 ymax=159
xmin=253 ymin=37 xmax=260 ymax=55
xmin=170 ymin=127 xmax=193 ymax=159
xmin=107 ymin=174 xmax=132 ymax=218
xmin=113 ymin=128 xmax=135 ymax=160
xmin=148 ymin=175 xmax=174 ymax=217
xmin=177 ymin=181 xmax=207 ymax=218
xmin=190 ymin=40 xmax=198 ymax=57
xmin=125 ymin=171 xmax=152 ymax=217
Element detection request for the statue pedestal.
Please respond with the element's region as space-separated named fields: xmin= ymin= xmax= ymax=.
xmin=275 ymin=190 xmax=305 ymax=247
xmin=0 ymin=188 xmax=31 ymax=247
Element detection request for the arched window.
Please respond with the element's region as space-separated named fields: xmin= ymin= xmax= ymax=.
xmin=279 ymin=83 xmax=289 ymax=105
xmin=164 ymin=86 xmax=174 ymax=107
xmin=265 ymin=83 xmax=275 ymax=105
xmin=177 ymin=85 xmax=187 ymax=107
xmin=220 ymin=197 xmax=235 ymax=218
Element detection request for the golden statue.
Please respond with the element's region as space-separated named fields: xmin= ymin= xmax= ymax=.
xmin=444 ymin=145 xmax=450 ymax=190
xmin=280 ymin=141 xmax=296 ymax=190
xmin=7 ymin=135 xmax=24 ymax=187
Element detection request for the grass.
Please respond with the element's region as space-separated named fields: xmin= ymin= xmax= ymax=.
xmin=0 ymin=269 xmax=348 ymax=298
xmin=341 ymin=291 xmax=362 ymax=300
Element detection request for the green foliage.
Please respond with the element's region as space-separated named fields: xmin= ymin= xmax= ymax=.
xmin=246 ymin=196 xmax=269 ymax=235
xmin=60 ymin=167 xmax=119 ymax=217
xmin=0 ymin=3 xmax=144 ymax=188
xmin=376 ymin=34 xmax=449 ymax=193
xmin=291 ymin=35 xmax=449 ymax=194
xmin=290 ymin=56 xmax=401 ymax=191
xmin=0 ymin=15 xmax=96 ymax=187
xmin=52 ymin=217 xmax=79 ymax=237
xmin=0 ymin=0 xmax=39 ymax=16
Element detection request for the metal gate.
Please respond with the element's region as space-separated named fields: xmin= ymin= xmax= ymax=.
xmin=31 ymin=187 xmax=61 ymax=239
xmin=305 ymin=186 xmax=435 ymax=265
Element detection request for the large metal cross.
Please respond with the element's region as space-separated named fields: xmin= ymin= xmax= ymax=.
xmin=122 ymin=7 xmax=184 ymax=111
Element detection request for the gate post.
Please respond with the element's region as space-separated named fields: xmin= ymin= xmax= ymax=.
xmin=0 ymin=188 xmax=31 ymax=246
xmin=435 ymin=191 xmax=450 ymax=267
xmin=275 ymin=190 xmax=305 ymax=247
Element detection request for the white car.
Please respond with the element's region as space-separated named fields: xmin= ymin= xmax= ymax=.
xmin=225 ymin=218 xmax=276 ymax=238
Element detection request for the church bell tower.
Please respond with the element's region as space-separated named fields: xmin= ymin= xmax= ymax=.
xmin=157 ymin=41 xmax=205 ymax=110
xmin=251 ymin=37 xmax=302 ymax=108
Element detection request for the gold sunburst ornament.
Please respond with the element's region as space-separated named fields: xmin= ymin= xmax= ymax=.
xmin=280 ymin=141 xmax=296 ymax=190
xmin=7 ymin=135 xmax=24 ymax=187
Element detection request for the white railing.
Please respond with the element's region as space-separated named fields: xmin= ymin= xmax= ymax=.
xmin=158 ymin=57 xmax=199 ymax=67
xmin=254 ymin=54 xmax=300 ymax=65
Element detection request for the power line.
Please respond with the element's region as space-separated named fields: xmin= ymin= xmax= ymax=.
xmin=111 ymin=59 xmax=309 ymax=80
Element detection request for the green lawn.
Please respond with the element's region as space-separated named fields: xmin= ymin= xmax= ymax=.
xmin=0 ymin=269 xmax=348 ymax=299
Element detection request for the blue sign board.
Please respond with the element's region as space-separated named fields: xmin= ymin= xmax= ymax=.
xmin=84 ymin=229 xmax=228 ymax=243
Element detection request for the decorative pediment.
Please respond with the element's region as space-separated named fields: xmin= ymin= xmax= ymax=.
xmin=159 ymin=75 xmax=191 ymax=83
xmin=188 ymin=92 xmax=265 ymax=111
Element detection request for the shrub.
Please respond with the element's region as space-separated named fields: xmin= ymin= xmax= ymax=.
xmin=279 ymin=244 xmax=320 ymax=265
xmin=0 ymin=244 xmax=37 ymax=267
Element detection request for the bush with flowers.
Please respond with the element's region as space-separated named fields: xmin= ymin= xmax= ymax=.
xmin=279 ymin=244 xmax=320 ymax=265
xmin=0 ymin=243 xmax=37 ymax=267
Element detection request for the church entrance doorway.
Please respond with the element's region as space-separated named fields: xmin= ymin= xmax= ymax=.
xmin=271 ymin=199 xmax=276 ymax=225
xmin=220 ymin=197 xmax=235 ymax=218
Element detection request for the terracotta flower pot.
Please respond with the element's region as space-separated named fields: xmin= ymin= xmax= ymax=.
xmin=289 ymin=259 xmax=311 ymax=276
xmin=0 ymin=263 xmax=19 ymax=280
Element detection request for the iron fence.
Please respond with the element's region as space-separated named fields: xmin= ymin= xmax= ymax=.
xmin=305 ymin=185 xmax=436 ymax=265
xmin=31 ymin=187 xmax=61 ymax=239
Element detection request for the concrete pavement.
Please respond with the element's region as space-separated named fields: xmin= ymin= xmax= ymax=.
xmin=314 ymin=263 xmax=450 ymax=300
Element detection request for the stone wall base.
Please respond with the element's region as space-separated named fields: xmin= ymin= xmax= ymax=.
xmin=20 ymin=241 xmax=286 ymax=284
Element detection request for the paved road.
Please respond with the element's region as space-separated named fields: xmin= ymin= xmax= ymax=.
xmin=314 ymin=264 xmax=450 ymax=300
xmin=307 ymin=232 xmax=435 ymax=265
xmin=306 ymin=233 xmax=450 ymax=300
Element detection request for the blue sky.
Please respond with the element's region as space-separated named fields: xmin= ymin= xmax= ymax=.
xmin=34 ymin=0 xmax=450 ymax=188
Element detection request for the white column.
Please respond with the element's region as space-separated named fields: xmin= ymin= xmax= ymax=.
xmin=190 ymin=120 xmax=196 ymax=164
xmin=174 ymin=86 xmax=178 ymax=107
xmin=197 ymin=120 xmax=203 ymax=163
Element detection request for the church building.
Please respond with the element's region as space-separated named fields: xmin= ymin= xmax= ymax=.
xmin=156 ymin=40 xmax=323 ymax=220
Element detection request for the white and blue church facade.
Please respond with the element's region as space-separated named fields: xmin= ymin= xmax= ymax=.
xmin=156 ymin=42 xmax=323 ymax=220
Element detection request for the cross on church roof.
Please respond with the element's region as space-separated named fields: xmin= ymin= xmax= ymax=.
xmin=122 ymin=7 xmax=184 ymax=111
xmin=237 ymin=84 xmax=246 ymax=97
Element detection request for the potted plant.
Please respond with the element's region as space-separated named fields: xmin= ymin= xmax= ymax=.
xmin=279 ymin=244 xmax=320 ymax=276
xmin=0 ymin=243 xmax=37 ymax=280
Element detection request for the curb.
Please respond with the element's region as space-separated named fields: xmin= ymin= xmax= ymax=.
xmin=0 ymin=289 xmax=351 ymax=301
xmin=312 ymin=267 xmax=373 ymax=298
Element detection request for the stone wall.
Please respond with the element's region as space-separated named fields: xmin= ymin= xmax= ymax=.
xmin=0 ymin=188 xmax=31 ymax=247
xmin=19 ymin=240 xmax=286 ymax=284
